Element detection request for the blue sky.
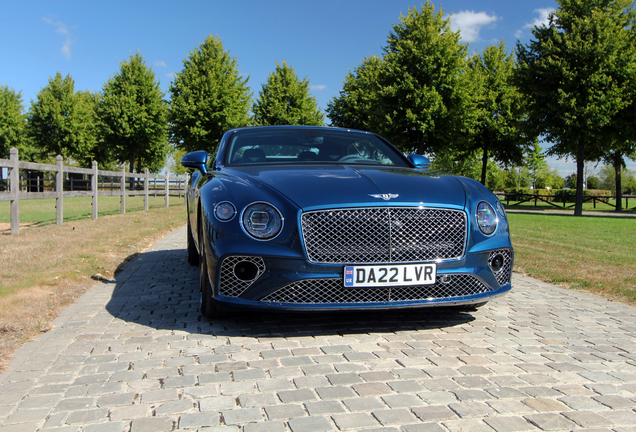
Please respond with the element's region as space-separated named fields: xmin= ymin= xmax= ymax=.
xmin=3 ymin=0 xmax=628 ymax=176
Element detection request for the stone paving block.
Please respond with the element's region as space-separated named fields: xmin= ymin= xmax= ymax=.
xmin=411 ymin=405 xmax=458 ymax=422
xmin=155 ymin=399 xmax=197 ymax=416
xmin=448 ymin=401 xmax=494 ymax=419
xmin=263 ymin=404 xmax=306 ymax=420
xmin=109 ymin=404 xmax=151 ymax=421
xmin=82 ymin=422 xmax=129 ymax=432
xmin=277 ymin=389 xmax=316 ymax=403
xmin=130 ymin=416 xmax=174 ymax=432
xmin=521 ymin=397 xmax=568 ymax=412
xmin=65 ymin=408 xmax=109 ymax=424
xmin=483 ymin=415 xmax=536 ymax=432
xmin=199 ymin=396 xmax=238 ymax=411
xmin=243 ymin=422 xmax=286 ymax=432
xmin=178 ymin=411 xmax=219 ymax=429
xmin=315 ymin=386 xmax=356 ymax=400
xmin=331 ymin=412 xmax=379 ymax=430
xmin=221 ymin=407 xmax=263 ymax=425
xmin=287 ymin=415 xmax=334 ymax=432
xmin=4 ymin=408 xmax=51 ymax=425
xmin=342 ymin=397 xmax=385 ymax=412
xmin=380 ymin=394 xmax=422 ymax=408
xmin=351 ymin=382 xmax=392 ymax=396
xmin=304 ymin=400 xmax=346 ymax=416
xmin=372 ymin=408 xmax=417 ymax=426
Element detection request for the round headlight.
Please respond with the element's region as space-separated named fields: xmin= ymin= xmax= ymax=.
xmin=215 ymin=202 xmax=236 ymax=221
xmin=242 ymin=202 xmax=283 ymax=240
xmin=496 ymin=200 xmax=506 ymax=218
xmin=476 ymin=201 xmax=497 ymax=235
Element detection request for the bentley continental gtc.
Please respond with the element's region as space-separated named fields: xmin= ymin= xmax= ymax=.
xmin=181 ymin=126 xmax=513 ymax=318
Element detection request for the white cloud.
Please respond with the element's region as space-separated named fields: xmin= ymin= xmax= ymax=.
xmin=154 ymin=60 xmax=167 ymax=68
xmin=310 ymin=85 xmax=327 ymax=91
xmin=43 ymin=16 xmax=73 ymax=60
xmin=166 ymin=72 xmax=177 ymax=80
xmin=448 ymin=11 xmax=498 ymax=43
xmin=517 ymin=8 xmax=556 ymax=37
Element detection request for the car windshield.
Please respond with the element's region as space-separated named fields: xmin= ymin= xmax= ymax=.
xmin=226 ymin=129 xmax=409 ymax=167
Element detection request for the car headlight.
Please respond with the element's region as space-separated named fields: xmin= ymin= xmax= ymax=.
xmin=476 ymin=201 xmax=497 ymax=235
xmin=242 ymin=202 xmax=283 ymax=240
xmin=215 ymin=202 xmax=236 ymax=221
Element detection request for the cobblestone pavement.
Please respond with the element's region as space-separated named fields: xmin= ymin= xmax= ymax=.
xmin=1 ymin=226 xmax=636 ymax=432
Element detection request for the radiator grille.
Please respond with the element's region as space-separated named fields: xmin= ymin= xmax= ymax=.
xmin=301 ymin=207 xmax=466 ymax=264
xmin=260 ymin=274 xmax=490 ymax=304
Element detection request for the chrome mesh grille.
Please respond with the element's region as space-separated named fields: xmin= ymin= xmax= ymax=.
xmin=301 ymin=207 xmax=466 ymax=264
xmin=260 ymin=274 xmax=490 ymax=304
xmin=489 ymin=249 xmax=513 ymax=286
xmin=219 ymin=256 xmax=266 ymax=297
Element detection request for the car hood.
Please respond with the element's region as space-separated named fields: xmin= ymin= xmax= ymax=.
xmin=225 ymin=165 xmax=466 ymax=209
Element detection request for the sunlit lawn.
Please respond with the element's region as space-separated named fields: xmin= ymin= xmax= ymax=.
xmin=508 ymin=212 xmax=636 ymax=304
xmin=0 ymin=195 xmax=185 ymax=225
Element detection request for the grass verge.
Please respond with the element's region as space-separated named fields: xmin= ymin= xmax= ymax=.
xmin=0 ymin=203 xmax=185 ymax=372
xmin=508 ymin=213 xmax=636 ymax=305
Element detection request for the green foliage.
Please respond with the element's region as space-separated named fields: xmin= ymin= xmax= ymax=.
xmin=97 ymin=52 xmax=168 ymax=173
xmin=0 ymin=85 xmax=27 ymax=159
xmin=168 ymin=146 xmax=189 ymax=176
xmin=169 ymin=35 xmax=252 ymax=154
xmin=464 ymin=41 xmax=531 ymax=184
xmin=515 ymin=0 xmax=636 ymax=215
xmin=327 ymin=2 xmax=473 ymax=155
xmin=327 ymin=56 xmax=384 ymax=131
xmin=26 ymin=72 xmax=98 ymax=166
xmin=599 ymin=163 xmax=636 ymax=194
xmin=252 ymin=61 xmax=324 ymax=126
xmin=431 ymin=150 xmax=505 ymax=191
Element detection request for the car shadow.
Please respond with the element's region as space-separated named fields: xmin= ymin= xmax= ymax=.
xmin=104 ymin=247 xmax=476 ymax=339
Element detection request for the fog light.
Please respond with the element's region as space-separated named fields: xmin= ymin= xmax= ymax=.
xmin=490 ymin=254 xmax=504 ymax=273
xmin=234 ymin=261 xmax=259 ymax=281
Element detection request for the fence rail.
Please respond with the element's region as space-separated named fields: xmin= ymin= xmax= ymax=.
xmin=495 ymin=192 xmax=636 ymax=210
xmin=0 ymin=147 xmax=188 ymax=235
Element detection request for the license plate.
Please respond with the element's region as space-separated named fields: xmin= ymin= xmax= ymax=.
xmin=344 ymin=263 xmax=436 ymax=288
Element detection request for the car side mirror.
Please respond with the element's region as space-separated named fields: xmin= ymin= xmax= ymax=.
xmin=407 ymin=154 xmax=431 ymax=169
xmin=181 ymin=150 xmax=209 ymax=174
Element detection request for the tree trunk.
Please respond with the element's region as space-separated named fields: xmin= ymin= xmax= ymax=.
xmin=481 ymin=147 xmax=488 ymax=186
xmin=614 ymin=152 xmax=623 ymax=212
xmin=574 ymin=141 xmax=585 ymax=216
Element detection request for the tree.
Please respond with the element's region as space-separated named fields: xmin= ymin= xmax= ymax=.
xmin=169 ymin=35 xmax=252 ymax=154
xmin=516 ymin=0 xmax=636 ymax=215
xmin=0 ymin=85 xmax=26 ymax=159
xmin=327 ymin=2 xmax=474 ymax=155
xmin=464 ymin=41 xmax=531 ymax=185
xmin=97 ymin=52 xmax=168 ymax=174
xmin=376 ymin=2 xmax=474 ymax=155
xmin=326 ymin=56 xmax=383 ymax=131
xmin=27 ymin=72 xmax=97 ymax=165
xmin=252 ymin=61 xmax=323 ymax=126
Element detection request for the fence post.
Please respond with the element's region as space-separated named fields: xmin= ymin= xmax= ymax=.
xmin=120 ymin=166 xmax=126 ymax=214
xmin=92 ymin=161 xmax=98 ymax=220
xmin=9 ymin=148 xmax=19 ymax=235
xmin=165 ymin=171 xmax=170 ymax=208
xmin=144 ymin=168 xmax=149 ymax=211
xmin=56 ymin=155 xmax=63 ymax=225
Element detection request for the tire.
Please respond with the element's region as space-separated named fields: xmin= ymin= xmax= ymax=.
xmin=198 ymin=229 xmax=232 ymax=319
xmin=187 ymin=218 xmax=199 ymax=266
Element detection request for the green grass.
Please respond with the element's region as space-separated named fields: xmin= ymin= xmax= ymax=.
xmin=0 ymin=196 xmax=184 ymax=225
xmin=508 ymin=213 xmax=636 ymax=304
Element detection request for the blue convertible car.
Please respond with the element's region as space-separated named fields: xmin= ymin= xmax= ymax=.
xmin=181 ymin=126 xmax=513 ymax=318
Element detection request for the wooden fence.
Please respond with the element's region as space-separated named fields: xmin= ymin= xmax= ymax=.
xmin=0 ymin=147 xmax=188 ymax=235
xmin=495 ymin=192 xmax=636 ymax=210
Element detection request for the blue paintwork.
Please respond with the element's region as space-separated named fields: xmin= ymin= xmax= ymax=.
xmin=183 ymin=126 xmax=513 ymax=314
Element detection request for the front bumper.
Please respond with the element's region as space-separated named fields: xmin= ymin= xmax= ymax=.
xmin=206 ymin=249 xmax=513 ymax=312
